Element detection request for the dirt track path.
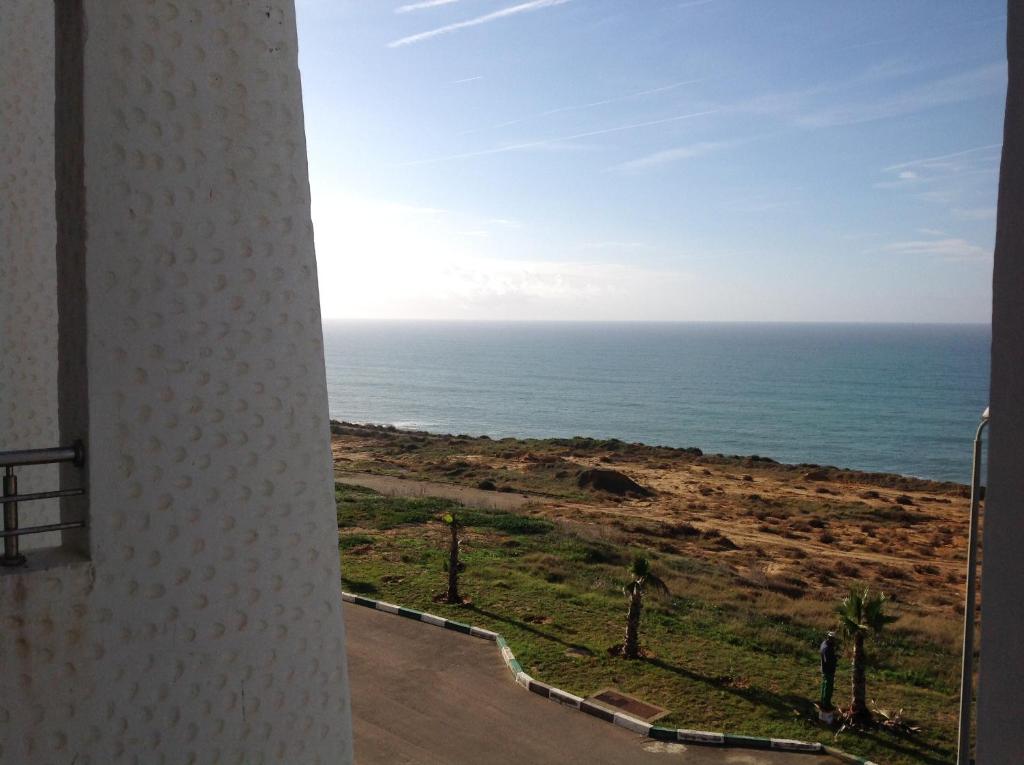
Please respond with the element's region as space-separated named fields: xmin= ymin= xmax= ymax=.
xmin=337 ymin=470 xmax=961 ymax=575
xmin=335 ymin=471 xmax=538 ymax=511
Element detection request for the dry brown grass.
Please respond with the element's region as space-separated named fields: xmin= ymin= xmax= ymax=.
xmin=894 ymin=611 xmax=963 ymax=651
xmin=333 ymin=424 xmax=973 ymax=636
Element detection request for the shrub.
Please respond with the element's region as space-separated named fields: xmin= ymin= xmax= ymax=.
xmin=339 ymin=533 xmax=375 ymax=550
xmin=878 ymin=564 xmax=910 ymax=581
xmin=834 ymin=560 xmax=857 ymax=577
xmin=664 ymin=522 xmax=701 ymax=538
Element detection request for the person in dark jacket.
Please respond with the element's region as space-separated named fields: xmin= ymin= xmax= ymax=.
xmin=819 ymin=631 xmax=838 ymax=710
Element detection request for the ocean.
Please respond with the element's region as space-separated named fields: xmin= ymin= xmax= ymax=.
xmin=322 ymin=321 xmax=990 ymax=484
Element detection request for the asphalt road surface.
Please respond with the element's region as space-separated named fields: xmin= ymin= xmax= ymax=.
xmin=344 ymin=603 xmax=831 ymax=765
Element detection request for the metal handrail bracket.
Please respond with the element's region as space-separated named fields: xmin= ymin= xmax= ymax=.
xmin=0 ymin=442 xmax=87 ymax=567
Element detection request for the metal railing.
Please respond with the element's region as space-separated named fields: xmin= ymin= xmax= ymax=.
xmin=1 ymin=441 xmax=86 ymax=567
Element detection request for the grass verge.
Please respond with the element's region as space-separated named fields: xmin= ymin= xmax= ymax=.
xmin=338 ymin=484 xmax=957 ymax=765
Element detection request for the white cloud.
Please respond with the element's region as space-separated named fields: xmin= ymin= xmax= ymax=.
xmin=952 ymin=207 xmax=998 ymax=221
xmin=513 ymin=139 xmax=602 ymax=153
xmin=884 ymin=143 xmax=1003 ymax=173
xmin=795 ymin=64 xmax=1006 ymax=128
xmin=461 ymin=78 xmax=705 ymax=135
xmin=732 ymin=64 xmax=1006 ymax=131
xmin=396 ymin=0 xmax=461 ymax=13
xmin=876 ymin=143 xmax=1002 ymax=211
xmin=389 ymin=0 xmax=570 ymax=48
xmin=579 ymin=241 xmax=651 ymax=250
xmin=400 ymin=109 xmax=718 ymax=166
xmin=309 ymin=192 xmax=701 ymax=320
xmin=883 ymin=238 xmax=990 ymax=261
xmin=610 ymin=141 xmax=728 ymax=173
xmin=833 ymin=13 xmax=1006 ymax=53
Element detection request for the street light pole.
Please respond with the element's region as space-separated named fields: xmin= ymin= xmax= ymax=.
xmin=956 ymin=406 xmax=990 ymax=765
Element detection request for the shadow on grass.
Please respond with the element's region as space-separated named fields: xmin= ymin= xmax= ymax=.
xmin=465 ymin=604 xmax=593 ymax=655
xmin=835 ymin=725 xmax=950 ymax=765
xmin=648 ymin=657 xmax=949 ymax=765
xmin=341 ymin=577 xmax=379 ymax=595
xmin=464 ymin=607 xmax=949 ymax=764
xmin=647 ymin=657 xmax=809 ymax=719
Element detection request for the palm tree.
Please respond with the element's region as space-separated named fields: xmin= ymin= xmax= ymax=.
xmin=622 ymin=556 xmax=669 ymax=659
xmin=836 ymin=588 xmax=897 ymax=721
xmin=442 ymin=513 xmax=462 ymax=604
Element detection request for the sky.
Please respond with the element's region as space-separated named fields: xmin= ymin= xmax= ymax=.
xmin=294 ymin=0 xmax=1007 ymax=323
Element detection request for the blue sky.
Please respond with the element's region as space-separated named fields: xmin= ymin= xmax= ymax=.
xmin=295 ymin=0 xmax=1006 ymax=322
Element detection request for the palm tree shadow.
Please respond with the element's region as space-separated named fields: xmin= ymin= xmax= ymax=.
xmin=647 ymin=657 xmax=809 ymax=718
xmin=465 ymin=604 xmax=594 ymax=655
xmin=647 ymin=657 xmax=950 ymax=765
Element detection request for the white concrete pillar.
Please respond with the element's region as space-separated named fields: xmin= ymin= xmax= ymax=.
xmin=976 ymin=3 xmax=1024 ymax=762
xmin=0 ymin=1 xmax=353 ymax=762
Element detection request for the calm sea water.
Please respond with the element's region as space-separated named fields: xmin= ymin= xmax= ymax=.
xmin=322 ymin=321 xmax=990 ymax=484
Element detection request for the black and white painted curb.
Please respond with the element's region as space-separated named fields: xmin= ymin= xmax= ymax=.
xmin=342 ymin=592 xmax=879 ymax=764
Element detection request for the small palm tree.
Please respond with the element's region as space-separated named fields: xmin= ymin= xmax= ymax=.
xmin=836 ymin=587 xmax=897 ymax=721
xmin=623 ymin=556 xmax=669 ymax=659
xmin=442 ymin=513 xmax=462 ymax=604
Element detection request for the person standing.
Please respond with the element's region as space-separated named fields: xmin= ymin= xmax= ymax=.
xmin=820 ymin=631 xmax=838 ymax=711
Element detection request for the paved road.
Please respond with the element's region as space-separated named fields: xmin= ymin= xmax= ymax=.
xmin=345 ymin=603 xmax=830 ymax=765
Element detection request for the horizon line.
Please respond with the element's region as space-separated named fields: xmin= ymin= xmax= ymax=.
xmin=319 ymin=317 xmax=992 ymax=326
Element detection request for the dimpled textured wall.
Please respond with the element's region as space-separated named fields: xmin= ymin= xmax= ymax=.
xmin=0 ymin=1 xmax=354 ymax=763
xmin=0 ymin=0 xmax=61 ymax=546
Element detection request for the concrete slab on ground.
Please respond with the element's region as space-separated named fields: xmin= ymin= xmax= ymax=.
xmin=345 ymin=602 xmax=831 ymax=765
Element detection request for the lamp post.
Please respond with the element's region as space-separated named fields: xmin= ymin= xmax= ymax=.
xmin=956 ymin=406 xmax=990 ymax=765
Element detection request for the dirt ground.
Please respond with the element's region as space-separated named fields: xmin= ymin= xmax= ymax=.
xmin=332 ymin=422 xmax=973 ymax=628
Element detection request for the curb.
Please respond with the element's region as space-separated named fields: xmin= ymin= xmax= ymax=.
xmin=342 ymin=592 xmax=879 ymax=764
xmin=820 ymin=746 xmax=879 ymax=765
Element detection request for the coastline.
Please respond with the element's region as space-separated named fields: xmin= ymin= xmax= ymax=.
xmin=323 ymin=321 xmax=988 ymax=484
xmin=330 ymin=420 xmax=968 ymax=495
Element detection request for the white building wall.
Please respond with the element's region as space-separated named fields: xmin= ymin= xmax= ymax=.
xmin=0 ymin=2 xmax=353 ymax=763
xmin=0 ymin=0 xmax=61 ymax=548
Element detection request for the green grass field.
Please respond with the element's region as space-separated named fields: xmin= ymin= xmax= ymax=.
xmin=338 ymin=484 xmax=959 ymax=765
